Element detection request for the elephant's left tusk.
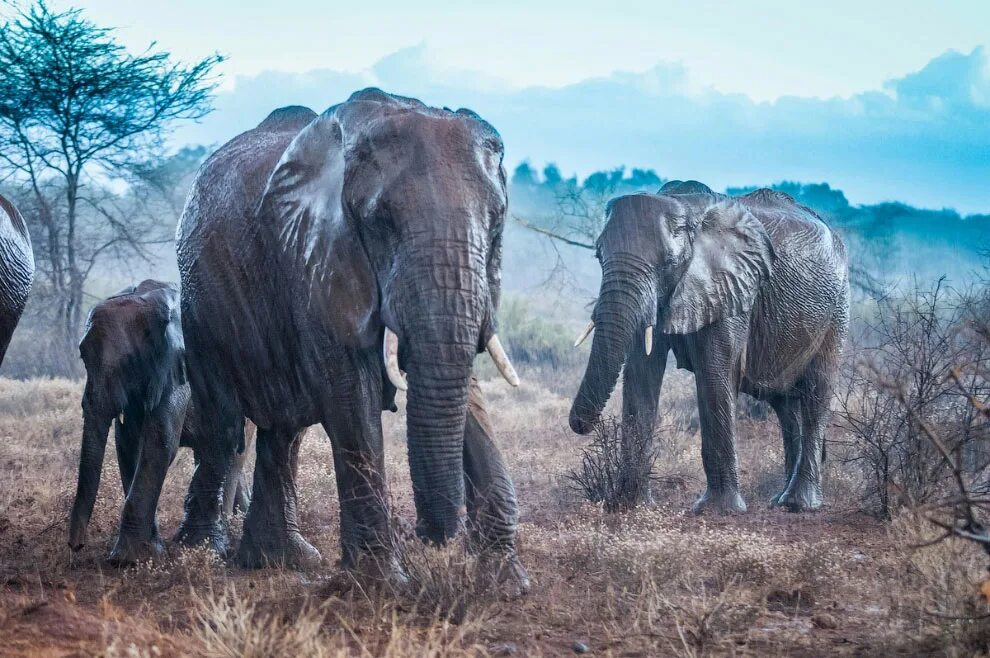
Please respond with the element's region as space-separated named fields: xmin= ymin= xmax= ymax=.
xmin=573 ymin=321 xmax=595 ymax=348
xmin=383 ymin=328 xmax=408 ymax=391
xmin=487 ymin=334 xmax=520 ymax=387
xmin=645 ymin=325 xmax=654 ymax=356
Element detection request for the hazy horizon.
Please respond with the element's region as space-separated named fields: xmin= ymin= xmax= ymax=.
xmin=8 ymin=1 xmax=990 ymax=213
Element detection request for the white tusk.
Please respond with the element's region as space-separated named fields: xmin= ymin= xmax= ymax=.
xmin=383 ymin=328 xmax=408 ymax=391
xmin=573 ymin=321 xmax=595 ymax=348
xmin=645 ymin=325 xmax=654 ymax=356
xmin=486 ymin=334 xmax=520 ymax=387
xmin=118 ymin=413 xmax=125 ymax=425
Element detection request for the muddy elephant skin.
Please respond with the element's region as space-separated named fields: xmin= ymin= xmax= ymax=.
xmin=570 ymin=181 xmax=849 ymax=514
xmin=175 ymin=89 xmax=527 ymax=591
xmin=0 ymin=193 xmax=34 ymax=367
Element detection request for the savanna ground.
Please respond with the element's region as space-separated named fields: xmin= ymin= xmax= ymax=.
xmin=0 ymin=366 xmax=987 ymax=657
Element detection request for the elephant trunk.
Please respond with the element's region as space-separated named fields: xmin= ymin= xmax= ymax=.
xmin=570 ymin=266 xmax=656 ymax=434
xmin=395 ymin=242 xmax=487 ymax=544
xmin=69 ymin=399 xmax=112 ymax=550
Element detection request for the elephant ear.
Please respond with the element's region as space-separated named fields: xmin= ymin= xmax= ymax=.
xmin=663 ymin=201 xmax=774 ymax=334
xmin=259 ymin=114 xmax=380 ymax=348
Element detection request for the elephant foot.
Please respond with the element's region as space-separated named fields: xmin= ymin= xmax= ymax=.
xmin=108 ymin=529 xmax=167 ymax=566
xmin=691 ymin=487 xmax=747 ymax=515
xmin=476 ymin=551 xmax=531 ymax=600
xmin=772 ymin=480 xmax=823 ymax=512
xmin=347 ymin=550 xmax=410 ymax=591
xmin=68 ymin=522 xmax=89 ymax=553
xmin=173 ymin=521 xmax=231 ymax=557
xmin=237 ymin=528 xmax=322 ymax=570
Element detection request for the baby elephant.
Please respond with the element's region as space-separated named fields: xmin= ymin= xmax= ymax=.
xmin=68 ymin=280 xmax=252 ymax=564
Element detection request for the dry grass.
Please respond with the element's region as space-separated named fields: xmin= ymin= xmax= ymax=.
xmin=1 ymin=373 xmax=987 ymax=656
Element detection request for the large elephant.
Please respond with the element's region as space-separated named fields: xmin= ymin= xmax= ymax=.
xmin=0 ymin=193 xmax=34 ymax=366
xmin=68 ymin=280 xmax=252 ymax=564
xmin=175 ymin=89 xmax=527 ymax=591
xmin=569 ymin=181 xmax=849 ymax=514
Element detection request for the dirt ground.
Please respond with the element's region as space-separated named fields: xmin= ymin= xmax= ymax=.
xmin=1 ymin=375 xmax=987 ymax=656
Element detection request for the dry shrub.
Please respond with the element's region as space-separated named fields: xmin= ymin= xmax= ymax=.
xmin=890 ymin=512 xmax=990 ymax=653
xmin=191 ymin=583 xmax=493 ymax=657
xmin=567 ymin=416 xmax=658 ymax=512
xmin=0 ymin=377 xmax=80 ymax=417
xmin=546 ymin=504 xmax=854 ymax=654
xmin=834 ymin=279 xmax=990 ymax=518
xmin=191 ymin=585 xmax=329 ymax=658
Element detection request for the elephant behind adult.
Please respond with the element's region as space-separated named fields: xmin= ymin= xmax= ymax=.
xmin=68 ymin=280 xmax=252 ymax=564
xmin=176 ymin=90 xmax=526 ymax=591
xmin=0 ymin=193 xmax=34 ymax=366
xmin=570 ymin=181 xmax=849 ymax=514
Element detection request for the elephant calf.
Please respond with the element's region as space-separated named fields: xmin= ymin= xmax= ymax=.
xmin=68 ymin=280 xmax=252 ymax=564
xmin=570 ymin=181 xmax=849 ymax=514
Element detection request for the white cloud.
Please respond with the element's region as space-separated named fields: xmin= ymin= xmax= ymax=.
xmin=172 ymin=46 xmax=990 ymax=214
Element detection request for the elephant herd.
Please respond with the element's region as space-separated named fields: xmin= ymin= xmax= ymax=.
xmin=0 ymin=88 xmax=849 ymax=595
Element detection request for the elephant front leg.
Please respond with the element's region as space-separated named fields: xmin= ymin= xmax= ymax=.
xmin=110 ymin=396 xmax=184 ymax=565
xmin=691 ymin=323 xmax=747 ymax=515
xmin=237 ymin=427 xmax=321 ymax=569
xmin=620 ymin=333 xmax=668 ymax=507
xmin=463 ymin=376 xmax=529 ymax=597
xmin=322 ymin=384 xmax=402 ymax=585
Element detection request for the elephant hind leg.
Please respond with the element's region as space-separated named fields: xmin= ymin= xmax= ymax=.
xmin=237 ymin=426 xmax=321 ymax=570
xmin=774 ymin=332 xmax=841 ymax=513
xmin=768 ymin=395 xmax=804 ymax=506
xmin=222 ymin=421 xmax=255 ymax=517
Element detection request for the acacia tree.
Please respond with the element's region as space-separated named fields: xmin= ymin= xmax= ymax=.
xmin=0 ymin=1 xmax=221 ymax=374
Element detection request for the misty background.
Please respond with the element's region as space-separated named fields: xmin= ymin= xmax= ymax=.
xmin=1 ymin=1 xmax=988 ymax=378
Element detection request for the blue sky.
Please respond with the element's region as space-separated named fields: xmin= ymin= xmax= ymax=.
xmin=23 ymin=1 xmax=990 ymax=212
xmin=62 ymin=1 xmax=990 ymax=100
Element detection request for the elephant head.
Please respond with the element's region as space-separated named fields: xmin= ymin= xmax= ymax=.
xmin=258 ymin=89 xmax=517 ymax=543
xmin=69 ymin=280 xmax=185 ymax=550
xmin=569 ymin=182 xmax=774 ymax=434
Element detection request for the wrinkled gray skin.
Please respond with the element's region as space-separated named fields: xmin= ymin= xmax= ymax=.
xmin=0 ymin=194 xmax=34 ymax=366
xmin=570 ymin=181 xmax=849 ymax=514
xmin=176 ymin=89 xmax=526 ymax=592
xmin=68 ymin=280 xmax=253 ymax=564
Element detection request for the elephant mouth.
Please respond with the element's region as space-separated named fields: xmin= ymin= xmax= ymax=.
xmin=381 ymin=327 xmax=519 ymax=392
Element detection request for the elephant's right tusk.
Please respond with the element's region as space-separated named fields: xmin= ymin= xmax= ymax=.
xmin=645 ymin=325 xmax=654 ymax=356
xmin=573 ymin=321 xmax=595 ymax=348
xmin=487 ymin=334 xmax=520 ymax=387
xmin=383 ymin=328 xmax=408 ymax=391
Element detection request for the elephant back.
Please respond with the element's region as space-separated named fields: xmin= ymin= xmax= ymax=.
xmin=80 ymin=280 xmax=185 ymax=413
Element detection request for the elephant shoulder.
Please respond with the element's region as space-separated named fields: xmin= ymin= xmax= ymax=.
xmin=180 ymin=110 xmax=314 ymax=246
